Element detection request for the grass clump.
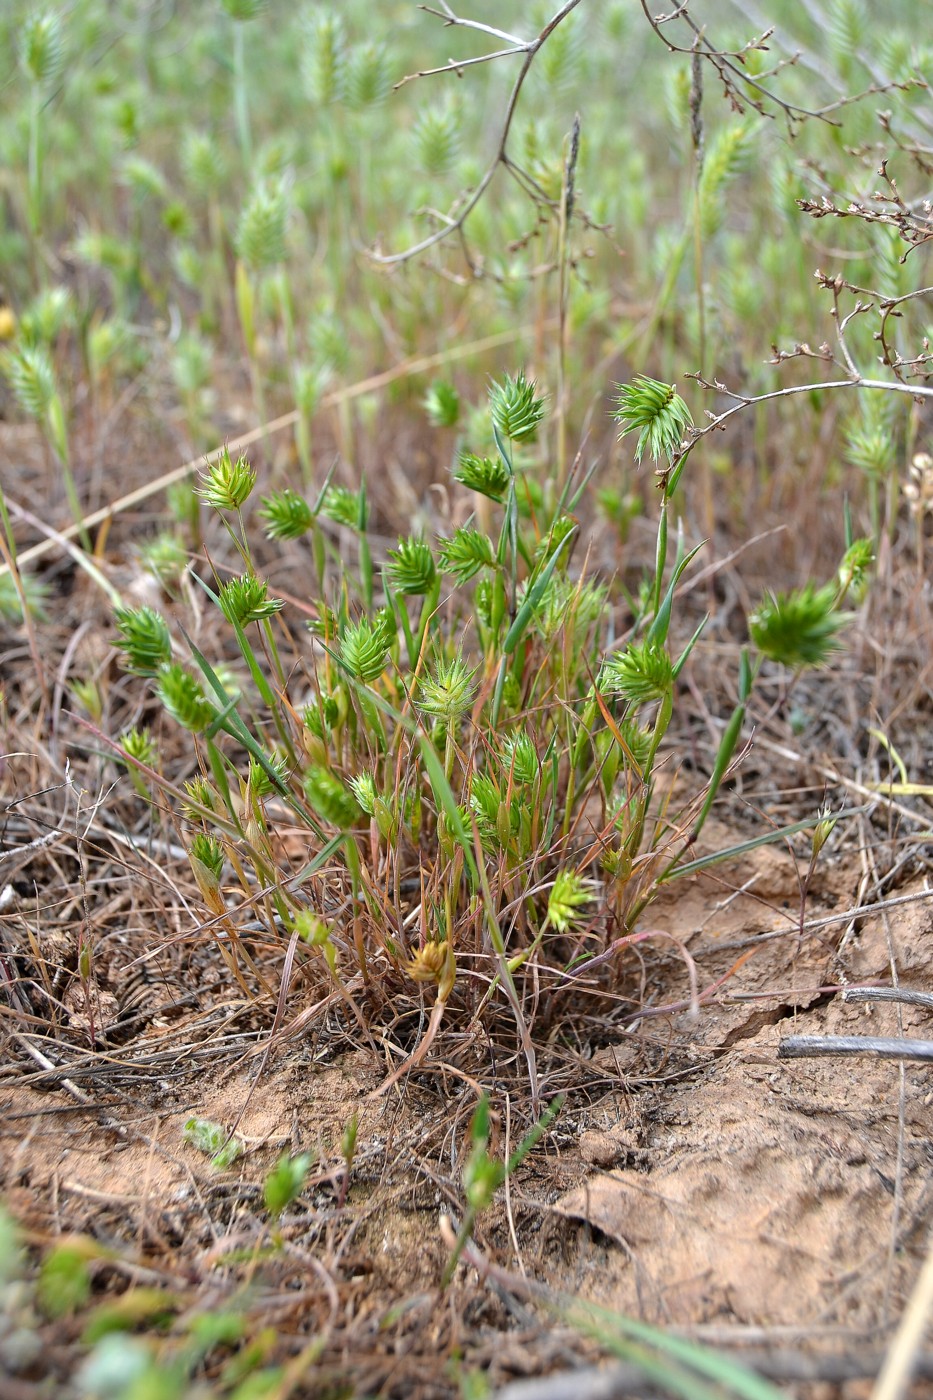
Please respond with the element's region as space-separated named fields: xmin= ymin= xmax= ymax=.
xmin=111 ymin=367 xmax=866 ymax=1096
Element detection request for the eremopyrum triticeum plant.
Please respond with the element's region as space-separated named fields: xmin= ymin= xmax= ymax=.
xmin=111 ymin=369 xmax=871 ymax=1100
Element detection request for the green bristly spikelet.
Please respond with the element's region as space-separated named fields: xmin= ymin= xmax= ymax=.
xmin=217 ymin=573 xmax=284 ymax=625
xmin=118 ymin=726 xmax=157 ymax=778
xmin=345 ymin=40 xmax=392 ymax=109
xmin=349 ymin=772 xmax=377 ymax=815
xmin=0 ymin=571 xmax=49 ymax=623
xmin=438 ymin=527 xmax=495 ymax=584
xmin=413 ymin=95 xmax=462 ymax=176
xmin=156 ymin=664 xmax=215 ymax=733
xmin=502 ymin=731 xmax=539 ymax=786
xmin=386 ymin=537 xmax=436 ymax=596
xmin=247 ymin=751 xmax=289 ymax=798
xmin=2 ymin=344 xmax=55 ymax=420
xmin=182 ymin=776 xmax=222 ymax=821
xmin=320 ymin=484 xmax=365 ymax=529
xmin=423 ymin=380 xmax=460 ymax=428
xmin=19 ymin=10 xmax=65 ymax=85
xmin=453 ymin=452 xmax=511 ymax=502
xmin=256 ymin=490 xmax=313 ymax=537
xmin=115 ymin=606 xmax=173 ymax=676
xmin=338 ymin=617 xmax=389 ymax=683
xmin=837 ymin=538 xmax=874 ymax=603
xmin=139 ymin=533 xmax=187 ymax=588
xmin=488 ymin=371 xmax=547 ymax=443
xmin=304 ymin=766 xmax=361 ymax=828
xmin=198 ymin=448 xmax=256 ymax=511
xmin=236 ymin=179 xmax=288 ymax=271
xmin=749 ymin=585 xmax=851 ymax=669
xmin=613 ymin=376 xmax=693 ymax=464
xmin=222 ymin=0 xmax=265 ymax=18
xmin=302 ymin=9 xmax=347 ymax=106
xmin=417 ymin=653 xmax=477 ymax=724
xmin=546 ymin=870 xmax=591 ymax=935
xmin=190 ymin=832 xmax=224 ymax=881
xmin=599 ymin=642 xmax=673 ymax=705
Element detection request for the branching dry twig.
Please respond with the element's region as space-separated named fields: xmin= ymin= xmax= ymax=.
xmin=370 ymin=1 xmax=583 ymax=267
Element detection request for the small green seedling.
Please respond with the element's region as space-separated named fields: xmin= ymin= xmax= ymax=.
xmin=443 ymin=1092 xmax=564 ymax=1287
xmin=263 ymin=1151 xmax=313 ymax=1222
xmin=182 ymin=1116 xmax=242 ymax=1169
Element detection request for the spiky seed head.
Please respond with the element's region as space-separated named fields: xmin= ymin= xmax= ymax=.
xmin=119 ymin=726 xmax=156 ymax=767
xmin=120 ymin=155 xmax=168 ymax=203
xmin=844 ymin=419 xmax=895 ymax=479
xmin=534 ymin=575 xmax=607 ymax=644
xmin=502 ymin=731 xmax=539 ymax=786
xmin=417 ymin=653 xmax=477 ymax=724
xmin=114 ymin=606 xmax=173 ymax=676
xmin=294 ymin=910 xmax=332 ymax=947
xmin=320 ymin=484 xmax=365 ymax=530
xmin=698 ymin=122 xmax=754 ymax=239
xmin=236 ymin=180 xmax=288 ymax=272
xmin=386 ymin=537 xmax=436 ymax=596
xmin=190 ymin=832 xmax=224 ymax=882
xmin=469 ymin=773 xmax=500 ymax=826
xmin=534 ymin=513 xmax=577 ymax=566
xmin=156 ymin=664 xmax=215 ymax=733
xmin=246 ymin=751 xmax=289 ymax=798
xmin=749 ymin=584 xmax=850 ymax=670
xmin=412 ymin=96 xmax=462 ymax=176
xmin=437 ymin=527 xmax=495 ymax=584
xmin=338 ymin=617 xmax=388 ymax=683
xmin=405 ymin=939 xmax=452 ymax=986
xmin=139 ymin=533 xmax=187 ymax=588
xmin=423 ymin=380 xmax=460 ymax=428
xmin=613 ymin=716 xmax=654 ymax=774
xmin=183 ymin=1116 xmax=238 ymax=1161
xmin=258 ymin=488 xmax=314 ymax=541
xmin=301 ymin=9 xmax=347 ymax=105
xmin=182 ymin=775 xmax=221 ymax=821
xmin=264 ymin=1150 xmax=313 ymax=1220
xmin=349 ymin=773 xmax=377 ymax=815
xmin=303 ymin=692 xmax=339 ymax=740
xmin=613 ymin=376 xmax=693 ymax=465
xmin=811 ymin=803 xmax=838 ymax=859
xmin=547 ymin=870 xmax=592 ymax=934
xmin=488 ymin=371 xmax=547 ymax=443
xmin=182 ymin=131 xmax=226 ymax=197
xmin=0 ymin=570 xmax=49 ymax=623
xmin=198 ymin=447 xmax=255 ymax=511
xmin=1 ymin=344 xmax=55 ymax=420
xmin=453 ymin=452 xmax=510 ymax=502
xmin=217 ymin=574 xmax=284 ymax=626
xmin=599 ymin=641 xmax=673 ymax=705
xmin=19 ymin=10 xmax=64 ymax=86
xmin=345 ymin=41 xmax=391 ymax=109
xmin=303 ymin=766 xmax=360 ymax=828
xmin=837 ymin=537 xmax=874 ymax=603
xmin=20 ymin=286 xmax=73 ymax=347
